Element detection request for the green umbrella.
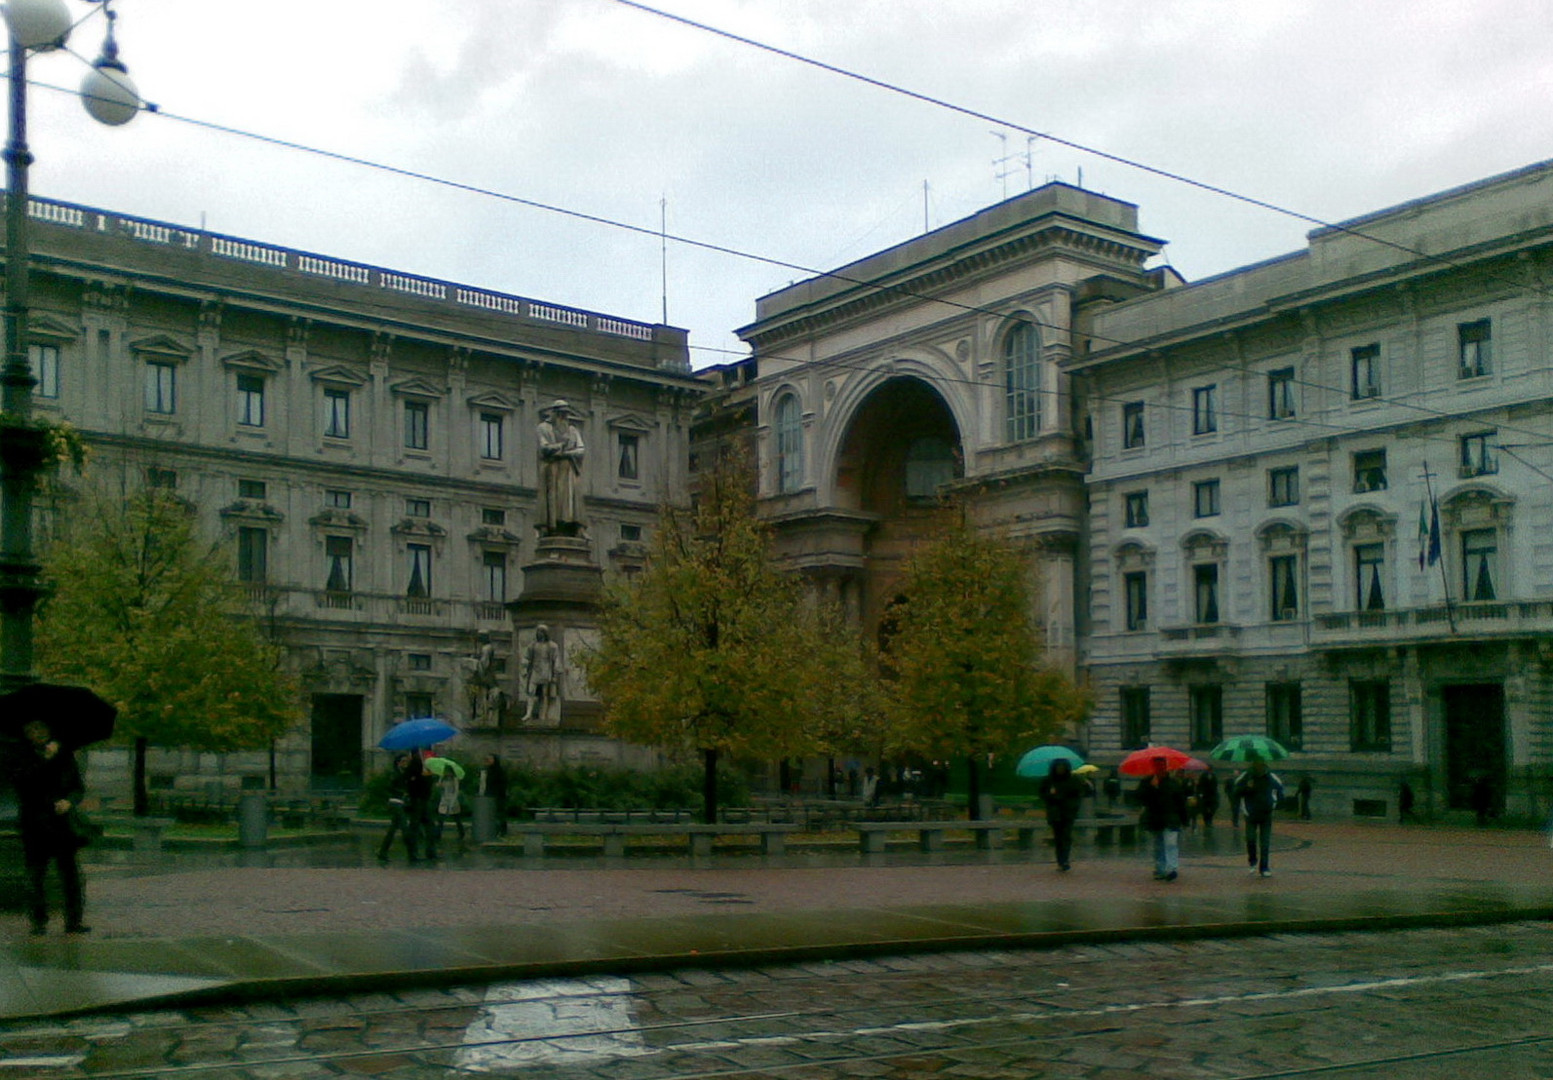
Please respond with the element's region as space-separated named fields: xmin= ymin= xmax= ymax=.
xmin=424 ymin=756 xmax=465 ymax=779
xmin=1209 ymin=735 xmax=1290 ymax=763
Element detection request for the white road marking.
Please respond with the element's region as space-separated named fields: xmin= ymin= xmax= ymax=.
xmin=454 ymin=976 xmax=653 ymax=1072
xmin=0 ymin=1056 xmax=87 ymax=1069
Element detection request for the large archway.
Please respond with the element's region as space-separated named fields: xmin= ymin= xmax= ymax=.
xmin=832 ymin=376 xmax=963 ymax=630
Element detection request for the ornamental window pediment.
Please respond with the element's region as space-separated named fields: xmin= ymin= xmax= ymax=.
xmin=1337 ymin=504 xmax=1396 ymax=542
xmin=130 ymin=333 xmax=192 ymax=362
xmin=1441 ymin=486 xmax=1514 ymax=531
xmin=1256 ymin=520 xmax=1308 ymax=554
xmin=391 ymin=378 xmax=445 ymax=401
xmin=221 ymin=349 xmax=283 ymax=374
xmin=606 ymin=413 xmax=654 ymax=434
xmin=27 ymin=314 xmax=77 ymax=343
xmin=309 ymin=508 xmax=368 ymax=532
xmin=466 ymin=391 xmax=519 ymax=413
xmin=1181 ymin=529 xmax=1229 ymax=562
xmin=308 ymin=364 xmax=369 ymax=388
xmin=219 ymin=500 xmax=284 ymax=525
xmin=466 ymin=525 xmax=522 ymax=548
xmin=1114 ymin=541 xmax=1155 ymax=572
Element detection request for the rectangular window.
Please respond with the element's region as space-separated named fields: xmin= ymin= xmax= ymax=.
xmin=1270 ymin=554 xmax=1299 ymax=621
xmin=617 ymin=432 xmax=640 ymax=480
xmin=1268 ymin=367 xmax=1295 ymax=420
xmin=404 ymin=692 xmax=434 ymax=719
xmin=481 ymin=507 xmax=506 ymax=526
xmin=1266 ymin=683 xmax=1303 ymax=750
xmin=325 ymin=536 xmax=353 ymax=592
xmin=404 ymin=401 xmax=429 ymax=450
xmin=1189 ymin=685 xmax=1223 ymax=750
xmin=1122 ymin=402 xmax=1146 ymax=448
xmin=1268 ymin=466 xmax=1300 ymax=508
xmin=323 ymin=388 xmax=350 ymax=438
xmin=1193 ymin=563 xmax=1220 ymax=624
xmin=236 ymin=527 xmax=268 ymax=584
xmin=620 ymin=523 xmax=643 ymax=542
xmin=236 ymin=373 xmax=265 ymax=427
xmin=1351 ymin=344 xmax=1381 ymax=400
xmin=1355 ymin=543 xmax=1386 ymax=611
xmin=1192 ymin=385 xmax=1217 ymax=435
xmin=1353 ymin=449 xmax=1387 ymax=493
xmin=1121 ymin=687 xmax=1151 ymax=750
xmin=146 ymin=467 xmax=177 ymax=490
xmin=145 ymin=360 xmax=177 ymax=414
xmin=405 ymin=498 xmax=431 ymax=518
xmin=406 ymin=543 xmax=432 ymax=598
xmin=1124 ymin=491 xmax=1149 ymax=528
xmin=479 ymin=412 xmax=504 ymax=460
xmin=1462 ymin=528 xmax=1498 ymax=602
xmin=408 ymin=653 xmax=432 ymax=672
xmin=1123 ymin=571 xmax=1148 ymax=631
xmin=1459 ymin=432 xmax=1497 ymax=477
xmin=1458 ymin=319 xmax=1492 ymax=378
xmin=29 ymin=344 xmax=58 ymax=399
xmin=1193 ymin=479 xmax=1220 ymax=518
xmin=238 ymin=479 xmax=266 ymax=500
xmin=326 ymin=489 xmax=352 ymax=510
xmin=482 ymin=550 xmax=508 ymax=603
xmin=1350 ymin=680 xmax=1392 ymax=751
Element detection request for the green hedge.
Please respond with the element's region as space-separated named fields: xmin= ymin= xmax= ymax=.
xmin=358 ymin=761 xmax=748 ymax=817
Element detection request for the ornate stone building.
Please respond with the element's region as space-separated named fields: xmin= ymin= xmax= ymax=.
xmin=18 ymin=197 xmax=699 ymax=795
xmin=1073 ymin=162 xmax=1553 ymax=819
xmin=734 ymin=184 xmax=1173 ymax=669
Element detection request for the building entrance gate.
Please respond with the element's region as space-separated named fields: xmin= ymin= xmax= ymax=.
xmin=311 ymin=694 xmax=364 ymax=791
xmin=1442 ymin=683 xmax=1506 ymax=814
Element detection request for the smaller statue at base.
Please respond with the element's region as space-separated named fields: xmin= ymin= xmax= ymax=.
xmin=521 ymin=625 xmax=562 ymax=726
xmin=461 ymin=630 xmax=507 ymax=727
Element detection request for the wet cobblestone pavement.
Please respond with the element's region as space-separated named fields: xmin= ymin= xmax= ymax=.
xmin=3 ymin=920 xmax=1552 ymax=1078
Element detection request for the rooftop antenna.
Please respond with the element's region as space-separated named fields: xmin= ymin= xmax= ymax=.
xmin=991 ymin=130 xmax=1012 ymax=200
xmin=922 ymin=180 xmax=929 ymax=234
xmin=1023 ymin=136 xmax=1036 ymax=191
xmin=659 ymin=196 xmax=668 ymax=326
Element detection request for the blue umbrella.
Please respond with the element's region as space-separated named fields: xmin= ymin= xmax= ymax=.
xmin=379 ymin=717 xmax=459 ymax=751
xmin=1016 ymin=745 xmax=1085 ymax=779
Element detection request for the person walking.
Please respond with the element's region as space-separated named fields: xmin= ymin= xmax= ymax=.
xmin=12 ymin=719 xmax=91 ymax=934
xmin=1136 ymin=756 xmax=1189 ymax=882
xmin=406 ymin=754 xmax=435 ymax=860
xmin=479 ymin=753 xmax=508 ymax=837
xmin=1296 ymin=775 xmax=1314 ymax=820
xmin=1399 ymin=779 xmax=1416 ymax=823
xmin=1102 ymin=768 xmax=1122 ymax=812
xmin=377 ymin=754 xmax=418 ymax=863
xmin=1196 ymin=768 xmax=1220 ymax=829
xmin=1037 ymin=758 xmax=1086 ymax=872
xmin=1234 ymin=758 xmax=1285 ymax=877
xmin=435 ymin=766 xmax=465 ymax=849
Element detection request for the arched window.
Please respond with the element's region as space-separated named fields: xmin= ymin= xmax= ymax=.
xmin=774 ymin=392 xmax=804 ymax=493
xmin=1004 ymin=320 xmax=1041 ymax=442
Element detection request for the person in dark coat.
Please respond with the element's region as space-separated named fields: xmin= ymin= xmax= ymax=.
xmin=479 ymin=753 xmax=508 ymax=837
xmin=1102 ymin=769 xmax=1122 ymax=811
xmin=1196 ymin=769 xmax=1221 ymax=829
xmin=1399 ymin=779 xmax=1416 ymax=823
xmin=1135 ymin=756 xmax=1189 ymax=881
xmin=1037 ymin=759 xmax=1087 ymax=871
xmin=406 ymin=753 xmax=436 ymax=859
xmin=13 ymin=720 xmax=89 ymax=934
xmin=378 ymin=755 xmax=416 ymax=864
xmin=1296 ymin=775 xmax=1314 ymax=820
xmin=1233 ymin=758 xmax=1285 ymax=877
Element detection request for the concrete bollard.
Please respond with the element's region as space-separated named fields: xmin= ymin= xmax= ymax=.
xmin=472 ymin=795 xmax=497 ymax=844
xmin=239 ymin=792 xmax=269 ymax=849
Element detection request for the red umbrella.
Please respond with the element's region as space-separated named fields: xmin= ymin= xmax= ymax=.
xmin=1118 ymin=745 xmax=1196 ymax=776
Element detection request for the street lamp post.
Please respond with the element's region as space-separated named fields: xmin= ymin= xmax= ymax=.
xmin=0 ymin=0 xmax=137 ymax=691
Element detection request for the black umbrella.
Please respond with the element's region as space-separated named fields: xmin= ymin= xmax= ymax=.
xmin=0 ymin=682 xmax=117 ymax=750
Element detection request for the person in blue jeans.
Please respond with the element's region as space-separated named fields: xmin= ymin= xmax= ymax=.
xmin=1234 ymin=758 xmax=1285 ymax=877
xmin=1136 ymin=756 xmax=1189 ymax=881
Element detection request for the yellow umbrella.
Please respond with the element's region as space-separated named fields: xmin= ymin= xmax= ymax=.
xmin=1073 ymin=764 xmax=1101 ymax=776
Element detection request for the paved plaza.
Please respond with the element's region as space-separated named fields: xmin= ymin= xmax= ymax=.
xmin=2 ymin=821 xmax=1549 ymax=1020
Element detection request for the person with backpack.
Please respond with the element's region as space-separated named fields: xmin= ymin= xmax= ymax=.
xmin=1233 ymin=758 xmax=1285 ymax=877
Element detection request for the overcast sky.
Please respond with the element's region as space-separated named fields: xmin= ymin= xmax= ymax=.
xmin=23 ymin=0 xmax=1553 ymax=367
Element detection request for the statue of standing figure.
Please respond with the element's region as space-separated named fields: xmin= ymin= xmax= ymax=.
xmin=537 ymin=400 xmax=586 ymax=537
xmin=461 ymin=630 xmax=506 ymax=727
xmin=521 ymin=625 xmax=562 ymax=725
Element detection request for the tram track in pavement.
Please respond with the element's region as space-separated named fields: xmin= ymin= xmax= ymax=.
xmin=4 ymin=921 xmax=1553 ymax=1077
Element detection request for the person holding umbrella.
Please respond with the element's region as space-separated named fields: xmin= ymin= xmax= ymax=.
xmin=1134 ymin=754 xmax=1190 ymax=882
xmin=1233 ymin=756 xmax=1285 ymax=877
xmin=1037 ymin=758 xmax=1087 ymax=872
xmin=13 ymin=720 xmax=91 ymax=934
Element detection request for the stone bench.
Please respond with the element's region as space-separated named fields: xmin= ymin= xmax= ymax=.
xmin=511 ymin=822 xmax=799 ymax=858
xmin=855 ymin=819 xmax=1139 ymax=854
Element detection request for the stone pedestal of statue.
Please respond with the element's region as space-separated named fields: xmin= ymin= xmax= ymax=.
xmin=508 ymin=534 xmax=604 ymax=732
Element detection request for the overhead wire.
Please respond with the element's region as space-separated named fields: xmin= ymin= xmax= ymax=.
xmin=18 ymin=52 xmax=1553 ymax=470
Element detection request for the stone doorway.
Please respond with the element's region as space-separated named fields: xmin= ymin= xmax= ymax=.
xmin=1442 ymin=682 xmax=1505 ymax=813
xmin=311 ymin=693 xmax=364 ymax=792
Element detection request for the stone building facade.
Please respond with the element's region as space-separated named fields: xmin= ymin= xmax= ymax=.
xmin=1072 ymin=162 xmax=1553 ymax=820
xmin=17 ymin=197 xmax=699 ymax=797
xmin=733 ymin=184 xmax=1174 ymax=669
